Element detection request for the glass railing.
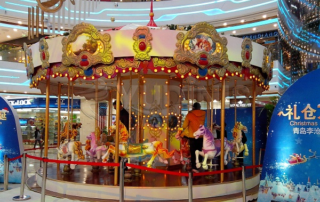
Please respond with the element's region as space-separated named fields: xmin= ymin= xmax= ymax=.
xmin=0 ymin=48 xmax=25 ymax=63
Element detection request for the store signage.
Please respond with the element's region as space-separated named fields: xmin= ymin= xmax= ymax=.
xmin=8 ymin=98 xmax=80 ymax=109
xmin=230 ymin=103 xmax=252 ymax=108
xmin=0 ymin=96 xmax=23 ymax=183
xmin=8 ymin=99 xmax=32 ymax=106
xmin=240 ymin=30 xmax=278 ymax=40
xmin=258 ymin=69 xmax=320 ymax=202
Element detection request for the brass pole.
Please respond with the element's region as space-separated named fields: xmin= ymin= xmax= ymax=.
xmin=108 ymin=90 xmax=112 ymax=130
xmin=206 ymin=81 xmax=210 ymax=128
xmin=67 ymin=80 xmax=70 ymax=140
xmin=235 ymin=80 xmax=237 ymax=124
xmin=57 ymin=83 xmax=61 ymax=146
xmin=211 ymin=80 xmax=214 ymax=131
xmin=166 ymin=78 xmax=170 ymax=149
xmin=28 ymin=7 xmax=31 ymax=40
xmin=180 ymin=80 xmax=182 ymax=127
xmin=95 ymin=80 xmax=99 ymax=139
xmin=41 ymin=10 xmax=44 ymax=35
xmin=36 ymin=6 xmax=39 ymax=37
xmin=71 ymin=81 xmax=74 ymax=126
xmin=114 ymin=73 xmax=122 ymax=185
xmin=187 ymin=78 xmax=190 ymax=111
xmin=192 ymin=84 xmax=194 ymax=107
xmin=220 ymin=79 xmax=226 ymax=182
xmin=138 ymin=73 xmax=143 ymax=143
xmin=44 ymin=77 xmax=50 ymax=157
xmin=252 ymin=80 xmax=256 ymax=166
xmin=129 ymin=72 xmax=132 ymax=139
xmin=31 ymin=7 xmax=34 ymax=39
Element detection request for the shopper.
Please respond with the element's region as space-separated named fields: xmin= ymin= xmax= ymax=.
xmin=34 ymin=127 xmax=42 ymax=149
xmin=112 ymin=100 xmax=129 ymax=131
xmin=180 ymin=102 xmax=206 ymax=173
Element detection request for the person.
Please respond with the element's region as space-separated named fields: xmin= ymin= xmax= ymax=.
xmin=216 ymin=123 xmax=227 ymax=139
xmin=180 ymin=102 xmax=206 ymax=173
xmin=238 ymin=130 xmax=247 ymax=164
xmin=113 ymin=100 xmax=129 ymax=131
xmin=34 ymin=127 xmax=42 ymax=149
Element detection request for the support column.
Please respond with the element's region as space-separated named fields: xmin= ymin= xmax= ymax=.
xmin=234 ymin=80 xmax=237 ymax=124
xmin=211 ymin=81 xmax=214 ymax=131
xmin=108 ymin=90 xmax=112 ymax=129
xmin=220 ymin=79 xmax=226 ymax=182
xmin=44 ymin=78 xmax=50 ymax=157
xmin=95 ymin=80 xmax=99 ymax=141
xmin=129 ymin=72 xmax=132 ymax=139
xmin=166 ymin=79 xmax=170 ymax=149
xmin=114 ymin=73 xmax=121 ymax=185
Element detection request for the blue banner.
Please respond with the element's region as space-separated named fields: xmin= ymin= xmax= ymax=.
xmin=8 ymin=98 xmax=80 ymax=109
xmin=0 ymin=96 xmax=24 ymax=183
xmin=258 ymin=69 xmax=320 ymax=202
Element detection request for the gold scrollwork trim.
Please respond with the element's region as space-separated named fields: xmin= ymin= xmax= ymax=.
xmin=133 ymin=26 xmax=152 ymax=61
xmin=116 ymin=59 xmax=140 ymax=69
xmin=61 ymin=22 xmax=113 ymax=70
xmin=241 ymin=38 xmax=253 ymax=68
xmin=174 ymin=22 xmax=229 ymax=69
xmin=32 ymin=67 xmax=47 ymax=83
xmin=39 ymin=38 xmax=50 ymax=69
xmin=153 ymin=58 xmax=176 ymax=68
xmin=262 ymin=47 xmax=273 ymax=81
xmin=176 ymin=64 xmax=190 ymax=75
xmin=96 ymin=65 xmax=116 ymax=76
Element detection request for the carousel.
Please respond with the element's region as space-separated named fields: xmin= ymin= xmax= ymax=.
xmin=23 ymin=5 xmax=273 ymax=200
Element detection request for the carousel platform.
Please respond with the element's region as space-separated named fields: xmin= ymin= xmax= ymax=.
xmin=26 ymin=161 xmax=260 ymax=201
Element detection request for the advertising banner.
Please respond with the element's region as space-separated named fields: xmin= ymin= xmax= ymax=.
xmin=258 ymin=69 xmax=320 ymax=202
xmin=0 ymin=96 xmax=24 ymax=183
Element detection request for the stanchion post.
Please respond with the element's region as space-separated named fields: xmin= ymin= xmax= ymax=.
xmin=13 ymin=153 xmax=31 ymax=201
xmin=259 ymin=148 xmax=262 ymax=165
xmin=119 ymin=158 xmax=127 ymax=202
xmin=41 ymin=158 xmax=48 ymax=202
xmin=188 ymin=171 xmax=193 ymax=202
xmin=241 ymin=166 xmax=246 ymax=202
xmin=0 ymin=155 xmax=9 ymax=191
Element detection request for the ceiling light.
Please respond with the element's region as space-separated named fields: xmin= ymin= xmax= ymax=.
xmin=232 ymin=31 xmax=236 ymax=34
xmin=60 ymin=26 xmax=63 ymax=29
xmin=3 ymin=90 xmax=6 ymax=92
xmin=100 ymin=29 xmax=103 ymax=32
xmin=7 ymin=35 xmax=11 ymax=38
xmin=273 ymin=23 xmax=277 ymax=27
xmin=39 ymin=24 xmax=42 ymax=27
xmin=223 ymin=23 xmax=227 ymax=26
xmin=252 ymin=27 xmax=256 ymax=31
xmin=240 ymin=20 xmax=245 ymax=23
xmin=18 ymin=21 xmax=22 ymax=24
xmin=13 ymin=28 xmax=17 ymax=32
xmin=24 ymin=91 xmax=27 ymax=94
xmin=262 ymin=14 xmax=267 ymax=18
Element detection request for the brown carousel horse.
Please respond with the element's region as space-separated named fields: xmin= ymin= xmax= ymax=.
xmin=60 ymin=122 xmax=82 ymax=143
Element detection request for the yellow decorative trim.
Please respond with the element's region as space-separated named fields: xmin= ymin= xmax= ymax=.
xmin=116 ymin=59 xmax=140 ymax=69
xmin=262 ymin=47 xmax=273 ymax=81
xmin=152 ymin=58 xmax=176 ymax=68
xmin=241 ymin=38 xmax=252 ymax=68
xmin=176 ymin=64 xmax=190 ymax=75
xmin=31 ymin=68 xmax=47 ymax=83
xmin=24 ymin=43 xmax=34 ymax=78
xmin=61 ymin=22 xmax=113 ymax=70
xmin=96 ymin=65 xmax=116 ymax=76
xmin=174 ymin=22 xmax=229 ymax=69
xmin=39 ymin=38 xmax=50 ymax=69
xmin=133 ymin=26 xmax=152 ymax=61
xmin=52 ymin=65 xmax=84 ymax=78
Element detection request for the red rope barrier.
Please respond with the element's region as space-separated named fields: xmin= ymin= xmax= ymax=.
xmin=25 ymin=146 xmax=57 ymax=151
xmin=193 ymin=167 xmax=242 ymax=176
xmin=43 ymin=158 xmax=120 ymax=167
xmin=245 ymin=165 xmax=262 ymax=169
xmin=8 ymin=155 xmax=23 ymax=162
xmin=25 ymin=154 xmax=44 ymax=161
xmin=127 ymin=163 xmax=189 ymax=177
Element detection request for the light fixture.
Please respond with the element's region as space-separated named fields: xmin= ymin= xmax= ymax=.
xmin=39 ymin=24 xmax=42 ymax=27
xmin=240 ymin=19 xmax=245 ymax=23
xmin=223 ymin=22 xmax=227 ymax=26
xmin=100 ymin=29 xmax=103 ymax=32
xmin=262 ymin=14 xmax=267 ymax=18
xmin=252 ymin=27 xmax=256 ymax=31
xmin=273 ymin=23 xmax=277 ymax=27
xmin=18 ymin=21 xmax=22 ymax=24
xmin=7 ymin=35 xmax=10 ymax=38
xmin=13 ymin=28 xmax=17 ymax=32
xmin=60 ymin=26 xmax=63 ymax=29
xmin=232 ymin=30 xmax=236 ymax=34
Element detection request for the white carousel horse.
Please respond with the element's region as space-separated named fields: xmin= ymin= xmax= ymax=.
xmin=101 ymin=122 xmax=175 ymax=168
xmin=57 ymin=140 xmax=85 ymax=169
xmin=194 ymin=125 xmax=234 ymax=170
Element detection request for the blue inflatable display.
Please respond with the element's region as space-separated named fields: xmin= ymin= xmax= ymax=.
xmin=0 ymin=95 xmax=24 ymax=183
xmin=258 ymin=69 xmax=320 ymax=202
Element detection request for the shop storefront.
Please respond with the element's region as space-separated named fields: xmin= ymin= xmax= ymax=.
xmin=8 ymin=98 xmax=80 ymax=145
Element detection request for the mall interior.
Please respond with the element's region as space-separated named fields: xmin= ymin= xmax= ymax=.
xmin=0 ymin=0 xmax=319 ymax=201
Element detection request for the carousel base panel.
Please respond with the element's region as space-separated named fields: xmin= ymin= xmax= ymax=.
xmin=26 ymin=164 xmax=260 ymax=201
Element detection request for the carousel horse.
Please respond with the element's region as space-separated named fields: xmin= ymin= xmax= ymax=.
xmin=102 ymin=122 xmax=176 ymax=168
xmin=57 ymin=140 xmax=85 ymax=169
xmin=231 ymin=122 xmax=249 ymax=160
xmin=60 ymin=122 xmax=82 ymax=143
xmin=85 ymin=129 xmax=109 ymax=161
xmin=194 ymin=125 xmax=234 ymax=170
xmin=173 ymin=129 xmax=190 ymax=165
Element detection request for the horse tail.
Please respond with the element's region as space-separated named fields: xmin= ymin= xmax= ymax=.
xmin=153 ymin=141 xmax=176 ymax=159
xmin=74 ymin=141 xmax=85 ymax=160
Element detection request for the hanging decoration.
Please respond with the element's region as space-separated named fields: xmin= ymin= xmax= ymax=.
xmin=133 ymin=27 xmax=153 ymax=61
xmin=241 ymin=38 xmax=253 ymax=68
xmin=39 ymin=38 xmax=50 ymax=69
xmin=23 ymin=43 xmax=34 ymax=79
